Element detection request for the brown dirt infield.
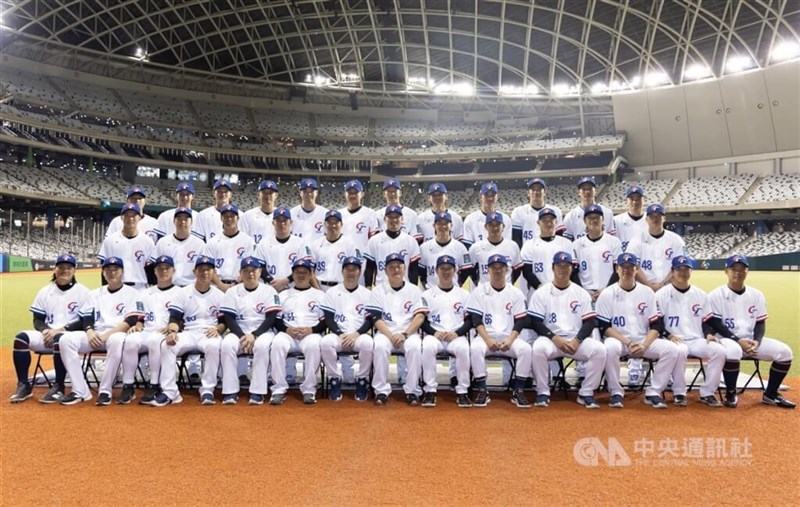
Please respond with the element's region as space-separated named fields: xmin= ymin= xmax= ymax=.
xmin=1 ymin=351 xmax=798 ymax=506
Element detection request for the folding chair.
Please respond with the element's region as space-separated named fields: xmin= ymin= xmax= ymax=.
xmin=551 ymin=357 xmax=576 ymax=398
xmin=739 ymin=358 xmax=765 ymax=393
xmin=31 ymin=351 xmax=55 ymax=388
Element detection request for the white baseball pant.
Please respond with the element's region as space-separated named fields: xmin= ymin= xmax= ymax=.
xmin=320 ymin=333 xmax=373 ymax=380
xmin=671 ymin=339 xmax=723 ymax=397
xmin=725 ymin=337 xmax=793 ymax=363
xmin=531 ymin=336 xmax=606 ymax=397
xmin=15 ymin=330 xmax=53 ymax=353
xmin=470 ymin=335 xmax=533 ymax=380
xmin=123 ymin=330 xmax=165 ymax=386
xmin=221 ymin=332 xmax=275 ymax=395
xmin=159 ymin=331 xmax=219 ymax=400
xmin=604 ymin=338 xmax=680 ymax=398
xmin=270 ymin=332 xmax=322 ymax=395
xmin=372 ymin=333 xmax=422 ymax=396
xmin=421 ymin=335 xmax=470 ymax=394
xmin=59 ymin=330 xmax=125 ymax=399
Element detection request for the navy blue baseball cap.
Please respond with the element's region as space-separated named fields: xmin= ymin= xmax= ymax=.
xmin=671 ymin=255 xmax=695 ymax=270
xmin=126 ymin=186 xmax=146 ymax=198
xmin=725 ymin=254 xmax=749 ymax=268
xmin=291 ymin=258 xmax=315 ymax=271
xmin=626 ymin=185 xmax=645 ymax=197
xmin=240 ymin=256 xmax=262 ymax=270
xmin=345 ymin=180 xmax=364 ymax=192
xmin=273 ymin=207 xmax=291 ymax=220
xmin=102 ymin=256 xmax=124 ymax=268
xmin=577 ymin=176 xmax=596 ymax=187
xmin=487 ymin=254 xmax=508 ymax=266
xmin=258 ymin=180 xmax=279 ymax=192
xmin=154 ymin=255 xmax=175 ymax=267
xmin=213 ymin=179 xmax=232 ymax=191
xmin=55 ymin=254 xmax=77 ymax=267
xmin=220 ymin=203 xmax=239 ymax=215
xmin=485 ymin=211 xmax=504 ymax=224
xmin=552 ymin=251 xmax=574 ymax=265
xmin=384 ymin=252 xmax=405 ymax=265
xmin=176 ymin=181 xmax=195 ymax=194
xmin=325 ymin=209 xmax=343 ymax=222
xmin=174 ymin=207 xmax=192 ymax=217
xmin=120 ymin=203 xmax=142 ymax=215
xmin=480 ymin=182 xmax=499 ymax=194
xmin=538 ymin=207 xmax=558 ymax=219
xmin=194 ymin=256 xmax=216 ymax=268
xmin=428 ymin=182 xmax=448 ymax=195
xmin=341 ymin=256 xmax=362 ymax=268
xmin=383 ymin=178 xmax=401 ymax=189
xmin=616 ymin=253 xmax=639 ymax=266
xmin=646 ymin=203 xmax=666 ymax=216
xmin=527 ymin=178 xmax=546 ymax=188
xmin=299 ymin=178 xmax=318 ymax=190
xmin=436 ymin=255 xmax=457 ymax=268
xmin=385 ymin=204 xmax=403 ymax=216
xmin=434 ymin=211 xmax=452 ymax=223
xmin=583 ymin=204 xmax=604 ymax=217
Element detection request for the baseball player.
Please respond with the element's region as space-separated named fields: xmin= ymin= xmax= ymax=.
xmin=219 ymin=257 xmax=282 ymax=405
xmin=511 ymin=178 xmax=564 ymax=248
xmin=253 ymin=207 xmax=312 ymax=292
xmin=154 ymin=207 xmax=204 ymax=287
xmin=122 ymin=255 xmax=181 ymax=405
xmin=520 ymin=207 xmax=576 ymax=299
xmin=626 ymin=204 xmax=687 ymax=292
xmin=596 ymin=253 xmax=680 ymax=409
xmin=319 ymin=256 xmax=375 ymax=402
xmin=420 ymin=255 xmax=473 ymax=407
xmin=528 ymin=252 xmax=606 ymax=409
xmin=467 ymin=254 xmax=533 ymax=408
xmin=98 ymin=203 xmax=156 ymax=289
xmin=375 ymin=178 xmax=421 ymax=240
xmin=364 ymin=204 xmax=421 ymax=287
xmin=194 ymin=179 xmax=239 ymax=242
xmin=309 ymin=210 xmax=360 ymax=288
xmin=706 ymin=254 xmax=795 ymax=409
xmin=154 ymin=181 xmax=195 ymax=240
xmin=106 ymin=186 xmax=159 ymax=242
xmin=655 ymin=255 xmax=724 ymax=407
xmin=462 ymin=182 xmax=512 ymax=248
xmin=417 ymin=183 xmax=465 ymax=243
xmin=151 ymin=255 xmax=228 ymax=406
xmin=562 ymin=176 xmax=616 ymax=241
xmin=613 ymin=185 xmax=648 ymax=251
xmin=10 ymin=254 xmax=90 ymax=404
xmin=58 ymin=257 xmax=144 ymax=405
xmin=201 ymin=203 xmax=254 ymax=292
xmin=367 ymin=253 xmax=429 ymax=406
xmin=269 ymin=258 xmax=326 ymax=405
xmin=466 ymin=211 xmax=521 ymax=287
xmin=338 ymin=179 xmax=381 ymax=253
xmin=290 ymin=178 xmax=328 ymax=240
xmin=240 ymin=179 xmax=279 ymax=245
xmin=418 ymin=211 xmax=471 ymax=290
xmin=572 ymin=204 xmax=623 ymax=301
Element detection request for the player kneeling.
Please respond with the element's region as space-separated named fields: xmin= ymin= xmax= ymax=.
xmin=597 ymin=253 xmax=680 ymax=409
xmin=219 ymin=257 xmax=281 ymax=405
xmin=420 ymin=255 xmax=473 ymax=407
xmin=528 ymin=252 xmax=606 ymax=409
xmin=320 ymin=257 xmax=375 ymax=402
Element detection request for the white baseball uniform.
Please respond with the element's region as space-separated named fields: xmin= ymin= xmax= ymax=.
xmin=154 ymin=234 xmax=205 ymax=286
xmin=519 ymin=235 xmax=575 ymax=297
xmin=417 ymin=209 xmax=465 ymax=242
xmin=98 ymin=232 xmax=156 ymax=289
xmin=627 ymin=231 xmax=687 ymax=284
xmin=308 ymin=235 xmax=361 ymax=286
xmin=319 ymin=285 xmax=375 ymax=381
xmin=364 ymin=231 xmax=421 ymax=285
xmin=613 ymin=212 xmax=648 ymax=252
xmin=596 ymin=282 xmax=680 ymax=398
xmin=368 ymin=281 xmax=429 ymax=396
xmin=421 ymin=285 xmax=471 ymax=394
xmin=511 ymin=204 xmax=564 ymax=243
xmin=194 ymin=205 xmax=242 ymax=242
xmin=17 ymin=281 xmax=90 ymax=358
xmin=201 ymin=231 xmax=254 ymax=282
xmin=254 ymin=235 xmax=312 ymax=282
xmin=240 ymin=207 xmax=276 ymax=245
xmin=462 ymin=210 xmax=512 ymax=247
xmin=563 ymin=203 xmax=616 ymax=240
xmin=376 ymin=205 xmax=420 ymax=239
xmin=106 ymin=214 xmax=159 ymax=243
xmin=290 ymin=204 xmax=329 ymax=240
xmin=529 ymin=282 xmax=605 ymax=396
xmin=339 ymin=206 xmax=381 ymax=252
xmin=418 ymin=239 xmax=471 ymax=289
xmin=572 ymin=233 xmax=623 ymax=291
xmin=467 ymin=238 xmax=521 ymax=287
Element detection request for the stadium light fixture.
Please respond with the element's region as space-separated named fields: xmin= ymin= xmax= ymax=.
xmin=552 ymin=83 xmax=580 ymax=96
xmin=134 ymin=47 xmax=147 ymax=60
xmin=683 ymin=63 xmax=713 ymax=81
xmin=644 ymin=71 xmax=670 ymax=87
xmin=591 ymin=82 xmax=609 ymax=95
xmin=725 ymin=55 xmax=754 ymax=74
xmin=434 ymin=82 xmax=474 ymax=96
xmin=770 ymin=41 xmax=800 ymax=62
xmin=499 ymin=84 xmax=539 ymax=96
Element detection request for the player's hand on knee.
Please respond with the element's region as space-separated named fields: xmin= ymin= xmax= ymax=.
xmin=705 ymin=334 xmax=719 ymax=343
xmin=628 ymin=342 xmax=645 ymax=357
xmin=204 ymin=327 xmax=220 ymax=338
xmin=341 ymin=332 xmax=357 ymax=349
xmin=564 ymin=338 xmax=579 ymax=354
xmin=241 ymin=334 xmax=255 ymax=354
xmin=739 ymin=339 xmax=758 ymax=355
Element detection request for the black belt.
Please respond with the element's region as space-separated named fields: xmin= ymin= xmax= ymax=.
xmin=319 ymin=280 xmax=339 ymax=287
xmin=221 ymin=279 xmax=237 ymax=284
xmin=124 ymin=282 xmax=136 ymax=287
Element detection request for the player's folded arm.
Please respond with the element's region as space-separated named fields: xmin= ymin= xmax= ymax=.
xmin=575 ymin=317 xmax=598 ymax=342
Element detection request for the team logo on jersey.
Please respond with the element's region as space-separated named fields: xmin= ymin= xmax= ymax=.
xmin=355 ymin=303 xmax=365 ymax=315
xmin=288 ymin=252 xmax=298 ymax=262
xmin=403 ymin=301 xmax=413 ymax=313
xmin=399 ymin=249 xmax=409 ymax=257
xmin=505 ymin=302 xmax=513 ymax=315
xmin=569 ymin=300 xmax=581 ymax=314
xmin=337 ymin=251 xmax=346 ymax=261
xmin=208 ymin=305 xmax=219 ymax=316
xmin=135 ymin=250 xmax=145 ymax=262
xmin=637 ymin=302 xmax=648 ymax=315
xmin=665 ymin=248 xmax=674 ymax=258
xmin=187 ymin=251 xmax=197 ymax=261
xmin=602 ymin=251 xmax=613 ymax=263
xmin=453 ymin=302 xmax=465 ymax=314
xmin=236 ymin=247 xmax=246 ymax=258
xmin=356 ymin=222 xmax=367 ymax=233
xmin=67 ymin=301 xmax=79 ymax=313
xmin=691 ymin=304 xmax=702 ymax=316
xmin=748 ymin=305 xmax=758 ymax=315
xmin=255 ymin=302 xmax=267 ymax=314
xmin=314 ymin=222 xmax=324 ymax=233
xmin=115 ymin=303 xmax=126 ymax=315
xmin=308 ymin=300 xmax=319 ymax=312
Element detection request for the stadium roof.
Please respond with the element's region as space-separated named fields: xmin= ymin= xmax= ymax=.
xmin=1 ymin=0 xmax=798 ymax=110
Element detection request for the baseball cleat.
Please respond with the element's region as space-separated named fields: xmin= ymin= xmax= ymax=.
xmin=354 ymin=378 xmax=368 ymax=402
xmin=151 ymin=393 xmax=182 ymax=407
xmin=644 ymin=395 xmax=668 ymax=409
xmin=449 ymin=376 xmax=458 ymax=391
xmin=95 ymin=392 xmax=112 ymax=406
xmin=699 ymin=395 xmax=723 ymax=408
xmin=577 ymin=395 xmax=600 ymax=409
xmin=373 ymin=393 xmax=388 ymax=406
xmin=421 ymin=392 xmax=437 ymax=408
xmin=762 ymin=393 xmax=796 ymax=409
xmin=608 ymin=394 xmax=624 ymax=408
xmin=405 ymin=393 xmax=420 ymax=406
xmin=673 ymin=395 xmax=688 ymax=407
xmin=117 ymin=384 xmax=136 ymax=404
xmin=60 ymin=392 xmax=92 ymax=405
xmin=139 ymin=386 xmax=160 ymax=405
xmin=39 ymin=386 xmax=64 ymax=404
xmin=269 ymin=393 xmax=286 ymax=405
xmin=723 ymin=392 xmax=738 ymax=408
xmin=222 ymin=393 xmax=238 ymax=405
xmin=534 ymin=394 xmax=550 ymax=408
xmin=10 ymin=383 xmax=33 ymax=403
xmin=200 ymin=393 xmax=216 ymax=405
xmin=511 ymin=391 xmax=531 ymax=408
xmin=473 ymin=389 xmax=490 ymax=407
xmin=456 ymin=393 xmax=472 ymax=408
xmin=248 ymin=394 xmax=265 ymax=405
xmin=302 ymin=393 xmax=317 ymax=405
xmin=329 ymin=377 xmax=343 ymax=402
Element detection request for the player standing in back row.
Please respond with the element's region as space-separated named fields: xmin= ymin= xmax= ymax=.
xmin=562 ymin=176 xmax=616 ymax=241
xmin=511 ymin=178 xmax=563 ymax=248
